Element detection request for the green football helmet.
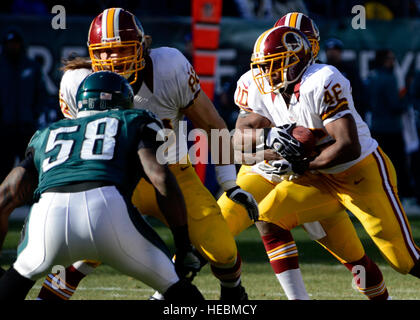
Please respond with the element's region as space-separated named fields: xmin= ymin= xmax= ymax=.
xmin=76 ymin=71 xmax=134 ymax=112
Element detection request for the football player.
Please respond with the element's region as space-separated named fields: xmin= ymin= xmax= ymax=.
xmin=0 ymin=71 xmax=204 ymax=301
xmin=231 ymin=24 xmax=420 ymax=299
xmin=217 ymin=12 xmax=391 ymax=300
xmin=37 ymin=8 xmax=257 ymax=300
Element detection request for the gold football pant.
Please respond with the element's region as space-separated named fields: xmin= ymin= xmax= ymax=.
xmin=258 ymin=148 xmax=420 ymax=273
xmin=132 ymin=158 xmax=237 ymax=267
xmin=218 ymin=165 xmax=365 ymax=264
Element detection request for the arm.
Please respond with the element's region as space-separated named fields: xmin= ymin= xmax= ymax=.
xmin=138 ymin=147 xmax=200 ymax=278
xmin=233 ymin=110 xmax=280 ymax=163
xmin=182 ymin=90 xmax=234 ymax=165
xmin=308 ymin=114 xmax=361 ymax=170
xmin=138 ymin=147 xmax=187 ymax=228
xmin=182 ymin=90 xmax=259 ymax=221
xmin=0 ymin=159 xmax=38 ymax=253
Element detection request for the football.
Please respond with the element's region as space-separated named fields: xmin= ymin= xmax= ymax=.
xmin=291 ymin=125 xmax=316 ymax=157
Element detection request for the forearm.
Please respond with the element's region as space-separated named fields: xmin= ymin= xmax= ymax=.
xmin=0 ymin=166 xmax=36 ymax=252
xmin=308 ymin=141 xmax=360 ymax=170
xmin=155 ymin=168 xmax=188 ymax=228
xmin=232 ymin=128 xmax=264 ymax=154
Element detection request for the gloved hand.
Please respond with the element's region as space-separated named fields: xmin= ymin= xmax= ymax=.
xmin=175 ymin=246 xmax=202 ymax=280
xmin=263 ymin=123 xmax=305 ymax=162
xmin=172 ymin=225 xmax=202 ymax=280
xmin=226 ymin=186 xmax=259 ymax=222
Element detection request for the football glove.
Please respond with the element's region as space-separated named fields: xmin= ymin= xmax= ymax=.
xmin=226 ymin=186 xmax=259 ymax=222
xmin=172 ymin=225 xmax=202 ymax=280
xmin=262 ymin=123 xmax=305 ymax=162
xmin=175 ymin=247 xmax=202 ymax=280
xmin=257 ymin=158 xmax=309 ymax=178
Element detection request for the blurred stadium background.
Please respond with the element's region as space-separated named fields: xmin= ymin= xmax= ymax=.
xmin=2 ymin=0 xmax=420 ymax=300
xmin=3 ymin=0 xmax=420 ymax=216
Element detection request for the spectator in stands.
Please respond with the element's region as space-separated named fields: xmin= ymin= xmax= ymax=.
xmin=0 ymin=29 xmax=47 ymax=182
xmin=324 ymin=37 xmax=368 ymax=119
xmin=365 ymin=49 xmax=411 ymax=198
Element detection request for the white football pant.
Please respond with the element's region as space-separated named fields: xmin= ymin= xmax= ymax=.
xmin=13 ymin=186 xmax=179 ymax=293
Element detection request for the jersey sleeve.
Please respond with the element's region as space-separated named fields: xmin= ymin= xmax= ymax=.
xmin=59 ymin=68 xmax=92 ymax=119
xmin=310 ymin=66 xmax=352 ymax=126
xmin=155 ymin=48 xmax=200 ymax=110
xmin=130 ymin=111 xmax=166 ymax=151
xmin=234 ymin=70 xmax=254 ymax=112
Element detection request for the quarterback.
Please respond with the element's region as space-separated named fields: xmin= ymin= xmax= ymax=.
xmin=218 ymin=13 xmax=391 ymax=300
xmin=0 ymin=71 xmax=204 ymax=301
xmin=37 ymin=8 xmax=257 ymax=300
xmin=233 ymin=24 xmax=420 ymax=294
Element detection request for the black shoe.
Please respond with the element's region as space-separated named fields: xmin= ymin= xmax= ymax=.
xmin=220 ymin=284 xmax=248 ymax=301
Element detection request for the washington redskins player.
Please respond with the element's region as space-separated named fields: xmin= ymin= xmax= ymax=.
xmin=217 ymin=12 xmax=394 ymax=300
xmin=38 ymin=8 xmax=258 ymax=301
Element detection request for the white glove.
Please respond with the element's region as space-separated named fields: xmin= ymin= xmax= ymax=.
xmin=256 ymin=159 xmax=300 ymax=181
xmin=226 ymin=186 xmax=259 ymax=222
xmin=263 ymin=123 xmax=305 ymax=161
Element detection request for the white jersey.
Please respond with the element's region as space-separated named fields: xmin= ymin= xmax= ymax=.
xmin=59 ymin=47 xmax=200 ymax=164
xmin=236 ymin=64 xmax=378 ymax=174
xmin=59 ymin=68 xmax=92 ymax=119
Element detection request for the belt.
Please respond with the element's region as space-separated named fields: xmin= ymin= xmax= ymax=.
xmin=44 ymin=181 xmax=113 ymax=193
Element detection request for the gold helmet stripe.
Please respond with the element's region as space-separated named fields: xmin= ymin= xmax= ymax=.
xmin=106 ymin=8 xmax=116 ymax=39
xmin=289 ymin=12 xmax=298 ymax=27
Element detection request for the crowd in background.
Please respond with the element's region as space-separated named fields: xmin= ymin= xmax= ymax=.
xmin=1 ymin=0 xmax=420 ymax=209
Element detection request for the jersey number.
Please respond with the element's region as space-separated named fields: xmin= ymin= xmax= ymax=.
xmin=42 ymin=117 xmax=118 ymax=173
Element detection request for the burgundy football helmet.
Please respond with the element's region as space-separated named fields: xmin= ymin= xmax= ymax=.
xmin=251 ymin=26 xmax=312 ymax=94
xmin=275 ymin=12 xmax=320 ymax=59
xmin=87 ymin=8 xmax=146 ymax=84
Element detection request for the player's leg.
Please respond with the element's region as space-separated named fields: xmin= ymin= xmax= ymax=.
xmin=219 ymin=165 xmax=311 ymax=299
xmin=37 ymin=260 xmax=101 ymax=300
xmin=93 ymin=186 xmax=204 ymax=301
xmin=174 ymin=163 xmax=246 ymax=300
xmin=328 ymin=148 xmax=420 ymax=276
xmin=134 ymin=162 xmax=247 ymax=300
xmin=257 ymin=174 xmax=348 ymax=299
xmin=316 ymin=211 xmax=389 ymax=299
xmin=1 ymin=193 xmax=75 ymax=299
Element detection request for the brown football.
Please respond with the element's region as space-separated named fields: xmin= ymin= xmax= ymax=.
xmin=291 ymin=126 xmax=316 ymax=157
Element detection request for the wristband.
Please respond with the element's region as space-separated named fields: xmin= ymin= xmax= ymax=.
xmin=215 ymin=164 xmax=237 ymax=191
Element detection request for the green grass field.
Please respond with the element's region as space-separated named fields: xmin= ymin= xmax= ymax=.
xmin=1 ymin=216 xmax=420 ymax=300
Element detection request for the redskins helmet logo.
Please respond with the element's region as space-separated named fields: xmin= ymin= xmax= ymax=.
xmin=283 ymin=31 xmax=304 ymax=52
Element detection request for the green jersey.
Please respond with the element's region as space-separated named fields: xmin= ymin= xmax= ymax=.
xmin=27 ymin=109 xmax=163 ymax=200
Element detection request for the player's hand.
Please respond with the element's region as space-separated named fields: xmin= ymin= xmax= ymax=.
xmin=226 ymin=186 xmax=259 ymax=222
xmin=263 ymin=123 xmax=305 ymax=162
xmin=175 ymin=246 xmax=202 ymax=280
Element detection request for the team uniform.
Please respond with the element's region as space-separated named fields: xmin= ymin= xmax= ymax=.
xmin=59 ymin=47 xmax=238 ymax=267
xmin=219 ymin=68 xmax=367 ymax=268
xmin=14 ymin=109 xmax=181 ymax=293
xmin=247 ymin=62 xmax=420 ymax=274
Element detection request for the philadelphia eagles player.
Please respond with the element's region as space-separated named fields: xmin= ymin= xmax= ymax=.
xmin=0 ymin=71 xmax=204 ymax=301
